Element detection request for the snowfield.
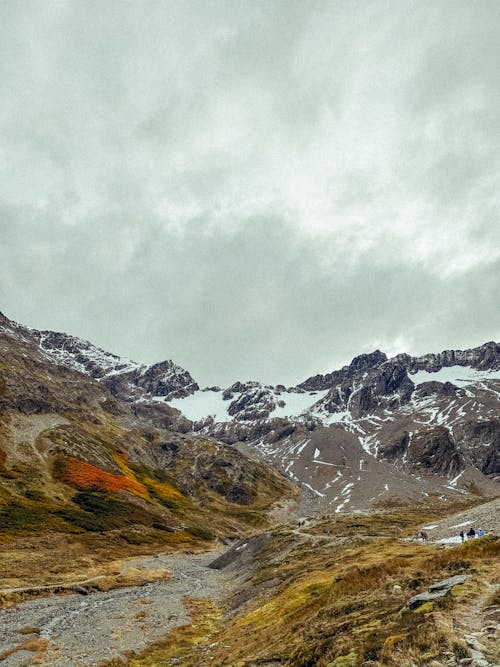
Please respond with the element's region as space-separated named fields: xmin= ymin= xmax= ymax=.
xmin=168 ymin=390 xmax=231 ymax=422
xmin=270 ymin=390 xmax=328 ymax=418
xmin=167 ymin=388 xmax=328 ymax=423
xmin=410 ymin=366 xmax=500 ymax=387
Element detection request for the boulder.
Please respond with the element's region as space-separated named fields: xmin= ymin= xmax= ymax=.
xmin=407 ymin=575 xmax=470 ymax=609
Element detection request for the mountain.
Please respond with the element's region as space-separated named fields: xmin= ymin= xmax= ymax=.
xmin=2 ymin=311 xmax=498 ymax=517
xmin=1 ymin=311 xmax=499 ymax=667
xmin=180 ymin=344 xmax=500 ymax=511
xmin=0 ymin=311 xmax=295 ymax=559
xmin=32 ymin=326 xmax=199 ymax=401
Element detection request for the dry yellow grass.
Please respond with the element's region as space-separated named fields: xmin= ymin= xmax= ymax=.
xmin=0 ymin=636 xmax=49 ymax=664
xmin=105 ymin=507 xmax=499 ymax=667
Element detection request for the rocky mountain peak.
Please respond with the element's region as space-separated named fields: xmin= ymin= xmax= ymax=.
xmin=349 ymin=349 xmax=387 ymax=372
xmin=0 ymin=313 xmax=199 ymax=403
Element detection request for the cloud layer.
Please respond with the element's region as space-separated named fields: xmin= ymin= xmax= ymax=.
xmin=1 ymin=1 xmax=499 ymax=385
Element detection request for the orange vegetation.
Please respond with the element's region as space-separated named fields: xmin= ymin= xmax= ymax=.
xmin=113 ymin=451 xmax=186 ymax=506
xmin=55 ymin=457 xmax=148 ymax=497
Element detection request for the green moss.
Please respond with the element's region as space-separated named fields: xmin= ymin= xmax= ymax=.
xmin=0 ymin=502 xmax=53 ymax=532
xmin=327 ymin=650 xmax=357 ymax=667
xmin=185 ymin=525 xmax=213 ymax=541
xmin=413 ymin=601 xmax=434 ymax=613
xmin=54 ymin=491 xmax=155 ymax=532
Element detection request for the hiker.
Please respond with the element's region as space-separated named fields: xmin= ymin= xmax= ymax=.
xmin=466 ymin=527 xmax=476 ymax=540
xmin=477 ymin=527 xmax=484 ymax=538
xmin=459 ymin=530 xmax=465 ymax=543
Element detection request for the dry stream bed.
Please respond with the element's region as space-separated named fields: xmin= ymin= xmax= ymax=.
xmin=0 ymin=548 xmax=229 ymax=667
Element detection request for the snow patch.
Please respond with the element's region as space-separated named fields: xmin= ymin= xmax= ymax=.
xmin=448 ymin=471 xmax=465 ymax=487
xmin=302 ymin=482 xmax=325 ymax=498
xmin=449 ymin=521 xmax=472 ymax=529
xmin=168 ymin=391 xmax=231 ymax=422
xmin=271 ymin=390 xmax=329 ymax=418
xmin=437 ymin=536 xmax=462 ymax=544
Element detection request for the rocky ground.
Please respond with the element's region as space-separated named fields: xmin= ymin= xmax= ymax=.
xmin=420 ymin=497 xmax=500 ymax=543
xmin=0 ymin=548 xmax=229 ymax=667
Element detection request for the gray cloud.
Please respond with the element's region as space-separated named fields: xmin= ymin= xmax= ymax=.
xmin=1 ymin=1 xmax=499 ymax=385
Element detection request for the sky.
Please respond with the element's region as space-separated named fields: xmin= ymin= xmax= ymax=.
xmin=1 ymin=0 xmax=499 ymax=387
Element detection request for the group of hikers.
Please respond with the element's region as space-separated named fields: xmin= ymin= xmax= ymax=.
xmin=459 ymin=526 xmax=484 ymax=542
xmin=414 ymin=526 xmax=486 ymax=543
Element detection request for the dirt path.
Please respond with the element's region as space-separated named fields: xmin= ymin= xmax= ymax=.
xmin=0 ymin=548 xmax=229 ymax=667
xmin=452 ymin=583 xmax=500 ymax=667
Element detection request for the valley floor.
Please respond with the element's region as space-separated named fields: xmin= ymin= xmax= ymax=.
xmin=0 ymin=502 xmax=498 ymax=667
xmin=0 ymin=548 xmax=230 ymax=666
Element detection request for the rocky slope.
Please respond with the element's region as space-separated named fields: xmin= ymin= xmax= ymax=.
xmin=33 ymin=326 xmax=199 ymax=401
xmin=0 ymin=311 xmax=295 ymax=555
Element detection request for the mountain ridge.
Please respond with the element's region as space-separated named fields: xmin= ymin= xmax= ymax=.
xmin=1 ymin=311 xmax=498 ymax=514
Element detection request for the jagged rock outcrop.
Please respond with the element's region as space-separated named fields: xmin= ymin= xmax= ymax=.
xmin=102 ymin=360 xmax=199 ymax=401
xmin=406 ymin=426 xmax=464 ymax=476
xmin=298 ymin=350 xmax=388 ymax=391
xmin=454 ymin=420 xmax=500 ymax=476
xmin=402 ymin=341 xmax=500 ymax=372
xmin=378 ymin=431 xmax=410 ymax=461
xmin=413 ymin=381 xmax=458 ymax=398
xmin=227 ymin=386 xmax=276 ymax=421
xmin=407 ymin=575 xmax=471 ymax=610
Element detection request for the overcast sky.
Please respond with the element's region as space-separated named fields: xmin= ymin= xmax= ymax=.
xmin=1 ymin=0 xmax=499 ymax=386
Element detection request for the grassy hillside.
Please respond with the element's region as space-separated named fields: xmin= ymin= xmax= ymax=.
xmin=101 ymin=504 xmax=499 ymax=667
xmin=0 ymin=327 xmax=296 ymax=597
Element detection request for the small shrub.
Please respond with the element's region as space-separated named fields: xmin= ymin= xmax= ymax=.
xmin=23 ymin=489 xmax=45 ymax=502
xmin=0 ymin=502 xmax=50 ymax=532
xmin=54 ymin=492 xmax=152 ymax=532
xmin=445 ymin=560 xmax=470 ymax=572
xmin=185 ymin=525 xmax=213 ymax=541
xmin=328 ymin=650 xmax=357 ymax=666
xmin=452 ymin=641 xmax=469 ymax=659
xmin=17 ymin=627 xmax=40 ymax=635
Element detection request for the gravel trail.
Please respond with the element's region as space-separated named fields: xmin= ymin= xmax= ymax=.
xmin=0 ymin=548 xmax=229 ymax=667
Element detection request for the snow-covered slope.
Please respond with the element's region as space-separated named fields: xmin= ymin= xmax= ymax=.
xmin=410 ymin=366 xmax=500 ymax=387
xmin=0 ymin=314 xmax=199 ymax=402
xmin=159 ymin=342 xmax=500 ymax=512
xmin=168 ymin=387 xmax=328 ymax=423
